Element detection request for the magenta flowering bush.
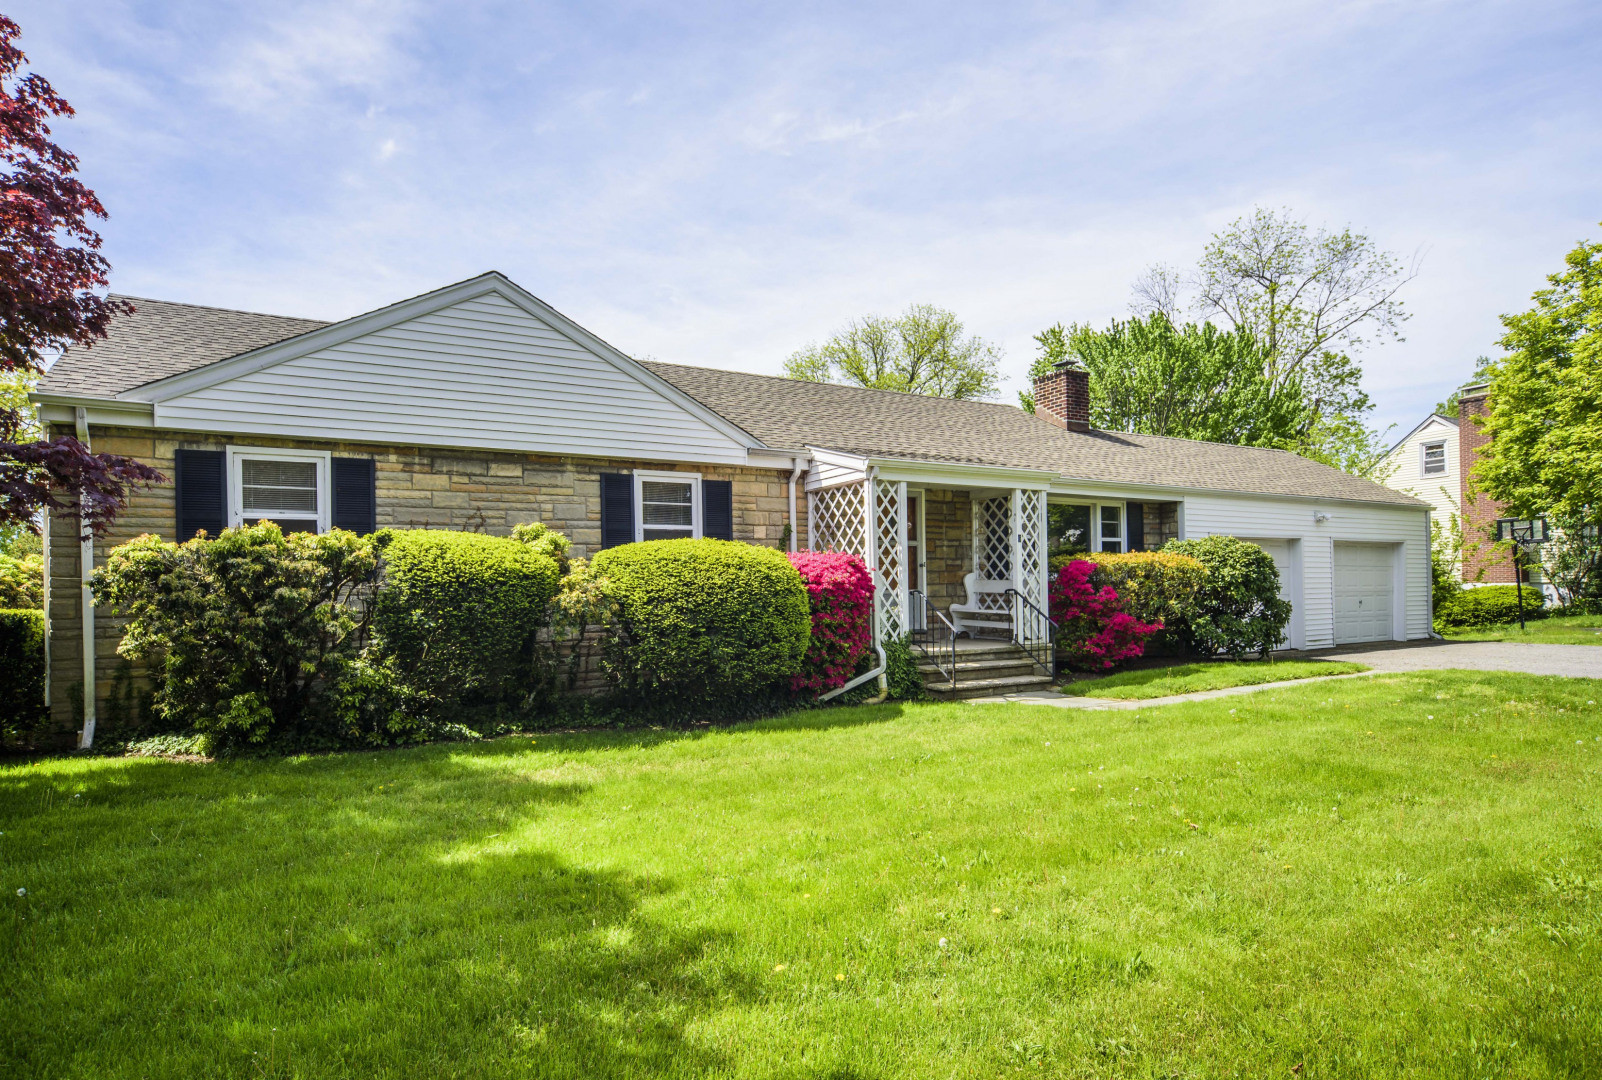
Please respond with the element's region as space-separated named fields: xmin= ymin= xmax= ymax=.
xmin=1049 ymin=559 xmax=1162 ymax=670
xmin=787 ymin=551 xmax=874 ymax=694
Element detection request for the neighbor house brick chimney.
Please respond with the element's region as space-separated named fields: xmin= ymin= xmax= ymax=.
xmin=1456 ymin=382 xmax=1514 ymax=584
xmin=1033 ymin=362 xmax=1091 ymax=432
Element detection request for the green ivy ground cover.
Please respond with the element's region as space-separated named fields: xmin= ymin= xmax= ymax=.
xmin=4 ymin=671 xmax=1602 ymax=1078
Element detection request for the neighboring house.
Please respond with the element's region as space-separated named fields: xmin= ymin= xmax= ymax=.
xmin=1377 ymin=381 xmax=1527 ymax=587
xmin=34 ymin=273 xmax=1431 ymax=741
xmin=1378 ymin=412 xmax=1459 ymax=524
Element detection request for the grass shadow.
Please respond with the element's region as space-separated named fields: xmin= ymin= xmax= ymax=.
xmin=0 ymin=750 xmax=759 ymax=1077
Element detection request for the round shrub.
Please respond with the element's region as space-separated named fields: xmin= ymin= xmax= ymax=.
xmin=1162 ymin=535 xmax=1291 ymax=658
xmin=373 ymin=529 xmax=561 ymax=712
xmin=1435 ymin=584 xmax=1546 ymax=630
xmin=786 ymin=551 xmax=873 ymax=695
xmin=591 ymin=538 xmax=811 ymax=700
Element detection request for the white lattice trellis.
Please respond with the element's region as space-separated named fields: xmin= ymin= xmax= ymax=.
xmin=974 ymin=496 xmax=1011 ymax=579
xmin=1014 ymin=488 xmax=1048 ymax=644
xmin=874 ymin=479 xmax=906 ymax=641
xmin=808 ymin=482 xmax=867 ymax=555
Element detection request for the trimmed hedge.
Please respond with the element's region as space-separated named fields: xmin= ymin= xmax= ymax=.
xmin=373 ymin=529 xmax=562 ymax=713
xmin=1075 ymin=551 xmax=1208 ymax=630
xmin=1162 ymin=535 xmax=1291 ymax=659
xmin=0 ymin=608 xmax=45 ymax=737
xmin=1435 ymin=584 xmax=1547 ymax=630
xmin=592 ymin=538 xmax=811 ymax=701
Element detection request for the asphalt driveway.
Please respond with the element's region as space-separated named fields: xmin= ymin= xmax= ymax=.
xmin=1323 ymin=639 xmax=1602 ymax=679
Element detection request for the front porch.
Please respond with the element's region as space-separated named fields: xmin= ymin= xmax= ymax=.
xmin=803 ymin=451 xmax=1056 ymax=682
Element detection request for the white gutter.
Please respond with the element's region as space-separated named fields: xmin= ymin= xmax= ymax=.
xmin=787 ymin=457 xmax=806 ymax=552
xmin=74 ymin=406 xmax=96 ymax=748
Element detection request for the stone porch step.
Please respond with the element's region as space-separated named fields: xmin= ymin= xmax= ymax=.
xmin=925 ymin=673 xmax=1056 ymax=700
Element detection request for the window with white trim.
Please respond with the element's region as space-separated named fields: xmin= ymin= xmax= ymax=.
xmin=1421 ymin=441 xmax=1446 ymax=475
xmin=1098 ymin=504 xmax=1123 ymax=553
xmin=634 ymin=471 xmax=701 ymax=542
xmin=227 ymin=446 xmax=330 ymax=534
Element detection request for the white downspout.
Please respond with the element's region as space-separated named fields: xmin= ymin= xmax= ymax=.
xmin=787 ymin=457 xmax=805 ymax=553
xmin=75 ymin=406 xmax=96 ymax=748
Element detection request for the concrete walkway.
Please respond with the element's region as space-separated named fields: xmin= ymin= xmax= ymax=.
xmin=970 ymin=639 xmax=1602 ymax=711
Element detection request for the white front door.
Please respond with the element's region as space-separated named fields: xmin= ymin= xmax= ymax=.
xmin=1333 ymin=542 xmax=1395 ymax=644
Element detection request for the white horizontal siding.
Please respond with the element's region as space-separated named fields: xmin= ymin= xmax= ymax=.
xmin=155 ymin=292 xmax=750 ymax=464
xmin=1183 ymin=493 xmax=1431 ymax=649
xmin=1378 ymin=416 xmax=1459 ymax=520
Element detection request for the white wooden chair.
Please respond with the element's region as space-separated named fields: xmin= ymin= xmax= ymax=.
xmin=948 ymin=572 xmax=1014 ymax=637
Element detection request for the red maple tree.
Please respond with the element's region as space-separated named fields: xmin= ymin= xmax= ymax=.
xmin=0 ymin=14 xmax=161 ymax=537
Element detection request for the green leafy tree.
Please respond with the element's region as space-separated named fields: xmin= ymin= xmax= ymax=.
xmin=1022 ymin=315 xmax=1313 ymax=448
xmin=1130 ymin=207 xmax=1413 ymax=470
xmin=784 ymin=304 xmax=1000 ymax=399
xmin=1472 ymin=230 xmax=1602 ymax=527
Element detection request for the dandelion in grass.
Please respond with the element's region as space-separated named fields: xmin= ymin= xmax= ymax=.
xmin=938 ymin=937 xmax=948 ymax=949
xmin=773 ymin=964 xmax=786 ymax=972
xmin=836 ymin=973 xmax=845 ymax=981
xmin=992 ymin=907 xmax=1002 ymax=914
xmin=16 ymin=887 xmax=25 ymax=897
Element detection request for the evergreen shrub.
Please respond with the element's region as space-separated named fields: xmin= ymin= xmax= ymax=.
xmin=1161 ymin=535 xmax=1291 ymax=658
xmin=0 ymin=607 xmax=45 ymax=739
xmin=0 ymin=551 xmax=42 ymax=608
xmin=592 ymin=538 xmax=811 ymax=701
xmin=1435 ymin=584 xmax=1547 ymax=630
xmin=372 ymin=529 xmax=561 ymax=714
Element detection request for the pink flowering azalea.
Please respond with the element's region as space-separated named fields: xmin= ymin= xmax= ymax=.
xmin=1049 ymin=559 xmax=1161 ymax=670
xmin=788 ymin=551 xmax=874 ymax=694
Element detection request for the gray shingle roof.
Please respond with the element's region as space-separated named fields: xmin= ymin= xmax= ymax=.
xmin=642 ymin=361 xmax=1426 ymax=507
xmin=33 ymin=292 xmax=1424 ymax=508
xmin=38 ymin=295 xmax=330 ymax=397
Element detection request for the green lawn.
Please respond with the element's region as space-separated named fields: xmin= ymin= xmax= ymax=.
xmin=5 ymin=672 xmax=1602 ymax=1078
xmin=1445 ymin=612 xmax=1602 ymax=645
xmin=1060 ymin=659 xmax=1369 ymax=699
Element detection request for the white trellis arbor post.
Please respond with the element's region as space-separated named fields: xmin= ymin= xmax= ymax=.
xmin=807 ymin=471 xmax=906 ymax=646
xmin=1011 ymin=487 xmax=1050 ymax=649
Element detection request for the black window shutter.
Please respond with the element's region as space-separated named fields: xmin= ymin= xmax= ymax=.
xmin=1126 ymin=502 xmax=1146 ymax=552
xmin=174 ymin=448 xmax=226 ymax=541
xmin=600 ymin=473 xmax=634 ymax=548
xmin=331 ymin=457 xmax=377 ymax=534
xmin=703 ymin=479 xmax=733 ymax=540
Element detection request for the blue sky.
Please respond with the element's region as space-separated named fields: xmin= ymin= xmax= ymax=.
xmin=13 ymin=0 xmax=1601 ymax=434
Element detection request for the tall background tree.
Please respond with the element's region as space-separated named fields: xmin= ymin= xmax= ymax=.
xmin=1126 ymin=207 xmax=1415 ymax=474
xmin=1473 ymin=228 xmax=1601 ymax=528
xmin=1022 ymin=315 xmax=1313 ymax=447
xmin=0 ymin=15 xmax=160 ymax=540
xmin=784 ymin=303 xmax=1001 ymax=399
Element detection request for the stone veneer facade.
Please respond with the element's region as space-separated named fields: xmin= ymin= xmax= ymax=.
xmin=42 ymin=423 xmax=808 ymax=743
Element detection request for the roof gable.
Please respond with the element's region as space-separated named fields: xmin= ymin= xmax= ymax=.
xmin=132 ymin=274 xmax=758 ymax=463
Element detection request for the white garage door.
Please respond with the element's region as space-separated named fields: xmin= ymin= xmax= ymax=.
xmin=1333 ymin=542 xmax=1394 ymax=644
xmin=1243 ymin=538 xmax=1294 ymax=647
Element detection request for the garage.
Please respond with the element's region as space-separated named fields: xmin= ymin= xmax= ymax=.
xmin=1241 ymin=537 xmax=1298 ymax=649
xmin=1333 ymin=542 xmax=1396 ymax=644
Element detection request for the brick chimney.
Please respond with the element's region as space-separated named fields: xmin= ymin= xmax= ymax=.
xmin=1033 ymin=362 xmax=1091 ymax=432
xmin=1456 ymin=382 xmax=1514 ymax=584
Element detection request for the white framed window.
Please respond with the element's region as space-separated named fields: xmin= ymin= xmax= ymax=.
xmin=226 ymin=445 xmax=330 ymax=534
xmin=1097 ymin=504 xmax=1123 ymax=553
xmin=1421 ymin=441 xmax=1447 ymax=475
xmin=634 ymin=470 xmax=701 ymax=542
